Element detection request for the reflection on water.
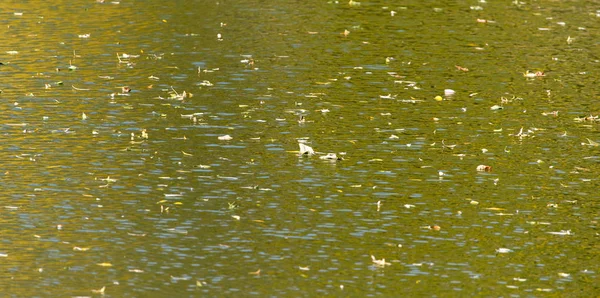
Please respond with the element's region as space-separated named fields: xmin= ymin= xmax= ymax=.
xmin=0 ymin=0 xmax=598 ymax=296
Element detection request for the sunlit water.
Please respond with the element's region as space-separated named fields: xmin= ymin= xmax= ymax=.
xmin=0 ymin=0 xmax=598 ymax=296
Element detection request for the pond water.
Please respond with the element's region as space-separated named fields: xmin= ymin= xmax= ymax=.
xmin=0 ymin=0 xmax=598 ymax=296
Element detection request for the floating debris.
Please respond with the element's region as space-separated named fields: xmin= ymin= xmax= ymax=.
xmin=379 ymin=94 xmax=396 ymax=99
xmin=547 ymin=230 xmax=571 ymax=235
xmin=218 ymin=135 xmax=233 ymax=141
xmin=581 ymin=138 xmax=599 ymax=147
xmin=249 ymin=269 xmax=261 ymax=275
xmin=428 ymin=225 xmax=441 ymax=231
xmin=319 ymin=153 xmax=342 ymax=160
xmin=198 ymin=80 xmax=213 ymax=87
xmin=476 ymin=165 xmax=492 ymax=172
xmin=573 ymin=115 xmax=598 ymax=122
xmin=541 ymin=111 xmax=558 ymax=116
xmin=298 ymin=142 xmax=315 ymax=156
xmin=370 ymin=255 xmax=390 ymax=267
xmin=523 ymin=70 xmax=545 ymax=78
xmin=91 ymin=286 xmax=105 ymax=294
xmin=496 ymin=248 xmax=512 ymax=253
xmin=455 ymin=65 xmax=469 ymax=72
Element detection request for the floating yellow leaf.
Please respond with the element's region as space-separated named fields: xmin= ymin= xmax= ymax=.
xmin=97 ymin=262 xmax=113 ymax=267
xmin=73 ymin=246 xmax=91 ymax=251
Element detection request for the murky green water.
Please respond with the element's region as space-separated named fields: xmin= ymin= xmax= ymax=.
xmin=0 ymin=0 xmax=598 ymax=296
